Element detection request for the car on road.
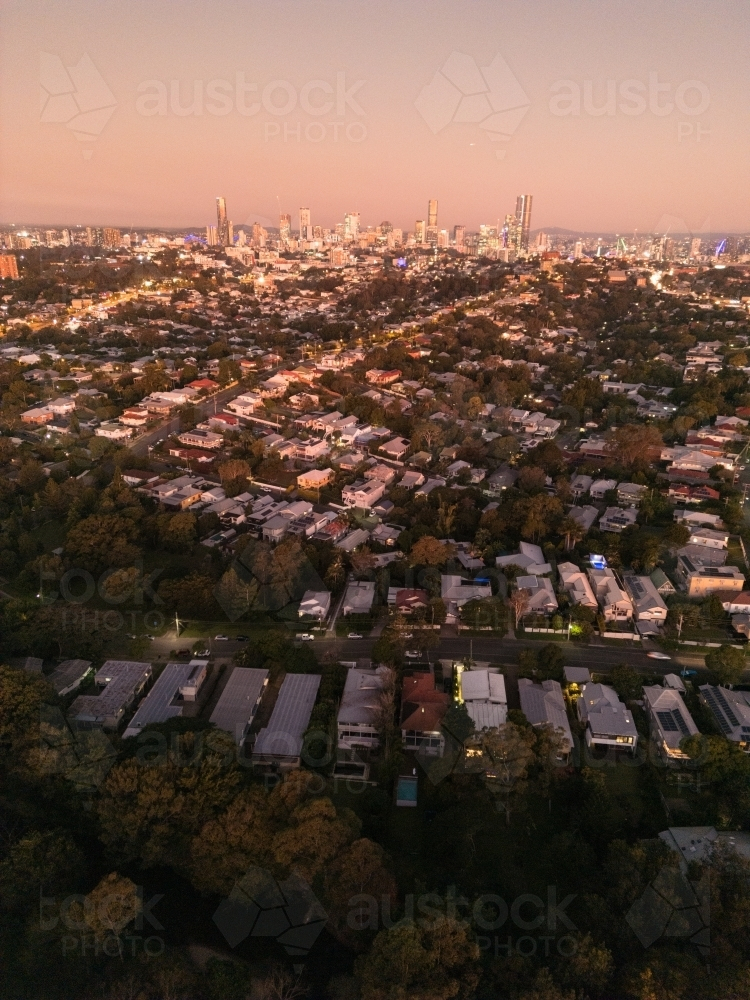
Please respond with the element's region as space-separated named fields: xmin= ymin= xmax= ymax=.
xmin=348 ymin=633 xmax=363 ymax=639
xmin=298 ymin=633 xmax=314 ymax=641
xmin=646 ymin=651 xmax=671 ymax=660
xmin=214 ymin=635 xmax=230 ymax=641
xmin=194 ymin=649 xmax=209 ymax=657
xmin=235 ymin=635 xmax=249 ymax=642
xmin=402 ymin=633 xmax=413 ymax=639
xmin=404 ymin=650 xmax=420 ymax=658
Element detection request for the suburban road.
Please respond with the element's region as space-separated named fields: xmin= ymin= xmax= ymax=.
xmin=129 ymin=382 xmax=246 ymax=457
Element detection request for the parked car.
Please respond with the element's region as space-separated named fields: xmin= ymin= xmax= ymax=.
xmin=214 ymin=635 xmax=230 ymax=641
xmin=298 ymin=633 xmax=314 ymax=641
xmin=348 ymin=633 xmax=363 ymax=639
xmin=194 ymin=649 xmax=210 ymax=657
xmin=647 ymin=652 xmax=671 ymax=660
xmin=404 ymin=650 xmax=420 ymax=658
xmin=235 ymin=635 xmax=249 ymax=642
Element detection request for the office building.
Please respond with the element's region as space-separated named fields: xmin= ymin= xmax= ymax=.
xmin=279 ymin=213 xmax=291 ymax=243
xmin=206 ymin=225 xmax=217 ymax=246
xmin=515 ymin=194 xmax=533 ymax=252
xmin=344 ymin=212 xmax=360 ymax=239
xmin=415 ymin=220 xmax=426 ymax=244
xmin=216 ymin=196 xmax=230 ymax=246
xmin=0 ymin=254 xmax=19 ymax=279
xmin=454 ymin=225 xmax=465 ymax=250
xmin=427 ymin=199 xmax=438 ymax=228
xmin=299 ymin=207 xmax=312 ymax=241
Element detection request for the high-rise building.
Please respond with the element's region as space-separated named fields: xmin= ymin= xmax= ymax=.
xmin=279 ymin=214 xmax=291 ymax=243
xmin=228 ymin=222 xmax=234 ymax=246
xmin=344 ymin=212 xmax=360 ymax=239
xmin=379 ymin=220 xmax=393 ymax=235
xmin=415 ymin=220 xmax=426 ymax=244
xmin=427 ymin=199 xmax=438 ymax=228
xmin=574 ymin=241 xmax=583 ymax=259
xmin=251 ymin=222 xmax=266 ymax=248
xmin=515 ymin=194 xmax=532 ymax=252
xmin=299 ymin=208 xmax=312 ymax=241
xmin=103 ymin=228 xmax=121 ymax=249
xmin=0 ymin=254 xmax=19 ymax=279
xmin=437 ymin=230 xmax=449 ymax=249
xmin=216 ymin=197 xmax=230 ymax=246
xmin=237 ymin=229 xmax=247 ymax=246
xmin=206 ymin=225 xmax=217 ymax=246
xmin=454 ymin=225 xmax=466 ymax=250
xmin=690 ymin=237 xmax=702 ymax=259
xmin=503 ymin=214 xmax=519 ymax=256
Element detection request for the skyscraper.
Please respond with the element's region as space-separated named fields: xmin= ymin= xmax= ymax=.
xmin=206 ymin=225 xmax=217 ymax=246
xmin=454 ymin=225 xmax=466 ymax=250
xmin=427 ymin=199 xmax=438 ymax=228
xmin=279 ymin=214 xmax=291 ymax=243
xmin=216 ymin=197 xmax=230 ymax=246
xmin=515 ymin=194 xmax=532 ymax=252
xmin=299 ymin=208 xmax=312 ymax=241
xmin=344 ymin=212 xmax=360 ymax=239
xmin=415 ymin=220 xmax=426 ymax=244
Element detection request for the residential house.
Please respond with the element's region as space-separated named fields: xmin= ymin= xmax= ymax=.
xmin=380 ymin=436 xmax=410 ymax=460
xmin=123 ymin=660 xmax=208 ymax=737
xmin=460 ymin=669 xmax=507 ymax=730
xmin=518 ymin=679 xmax=573 ymax=760
xmin=570 ymin=474 xmax=593 ymax=498
xmin=342 ymin=580 xmax=376 ymax=616
xmin=650 ymin=568 xmax=676 ymax=596
xmin=699 ymin=686 xmax=750 ymax=752
xmin=209 ymin=667 xmax=268 ymax=745
xmin=253 ymin=673 xmax=322 ymax=768
xmin=342 ymin=478 xmax=386 ymax=509
xmin=568 ymin=505 xmax=599 ymax=532
xmin=68 ymin=660 xmax=152 ymax=730
xmin=50 ymin=659 xmax=92 ymax=696
xmin=577 ymin=682 xmax=638 ymax=752
xmin=516 ymin=574 xmax=558 ymax=614
xmin=441 ymin=575 xmax=492 ymax=615
xmin=590 ymin=479 xmax=618 ymax=500
xmin=587 ymin=567 xmax=634 ymax=621
xmin=689 ymin=527 xmax=729 ymax=550
xmin=558 ymin=562 xmax=598 ymax=609
xmin=599 ymin=507 xmax=638 ymax=533
xmin=298 ymin=590 xmax=331 ymax=620
xmin=617 ymin=483 xmax=648 ymax=505
xmin=400 ymin=673 xmax=450 ymax=756
xmin=337 ymin=668 xmax=387 ymax=750
xmin=496 ymin=542 xmax=552 ymax=575
xmin=297 ymin=468 xmax=334 ymax=490
xmin=676 ymin=558 xmax=745 ymax=597
xmin=643 ymin=685 xmax=699 ymax=762
xmin=623 ymin=574 xmax=668 ymax=622
xmin=178 ymin=430 xmax=223 ymax=450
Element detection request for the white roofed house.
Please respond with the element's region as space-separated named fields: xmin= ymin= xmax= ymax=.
xmin=298 ymin=590 xmax=331 ymax=620
xmin=558 ymin=562 xmax=598 ymax=609
xmin=623 ymin=574 xmax=668 ymax=623
xmin=568 ymin=505 xmax=599 ymax=532
xmin=337 ymin=668 xmax=387 ymax=750
xmin=460 ymin=669 xmax=507 ymax=730
xmin=577 ymin=682 xmax=638 ymax=753
xmin=516 ymin=575 xmax=558 ymax=614
xmin=599 ymin=507 xmax=638 ymax=533
xmin=643 ymin=685 xmax=699 ymax=763
xmin=496 ymin=542 xmax=552 ymax=576
xmin=441 ymin=575 xmax=492 ymax=620
xmin=518 ymin=679 xmax=573 ymax=761
xmin=587 ymin=566 xmax=633 ymax=621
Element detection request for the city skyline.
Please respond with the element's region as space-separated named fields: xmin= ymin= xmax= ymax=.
xmin=3 ymin=1 xmax=748 ymax=231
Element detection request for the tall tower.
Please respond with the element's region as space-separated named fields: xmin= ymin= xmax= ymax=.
xmin=427 ymin=199 xmax=438 ymax=228
xmin=216 ymin=197 xmax=230 ymax=246
xmin=279 ymin=213 xmax=291 ymax=243
xmin=299 ymin=208 xmax=312 ymax=241
xmin=515 ymin=194 xmax=533 ymax=252
xmin=415 ymin=220 xmax=426 ymax=244
xmin=344 ymin=212 xmax=360 ymax=239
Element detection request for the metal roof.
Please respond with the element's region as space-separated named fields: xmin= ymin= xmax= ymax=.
xmin=210 ymin=667 xmax=269 ymax=743
xmin=123 ymin=662 xmax=193 ymax=736
xmin=253 ymin=673 xmax=321 ymax=759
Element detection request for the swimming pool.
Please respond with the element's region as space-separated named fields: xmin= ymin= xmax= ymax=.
xmin=396 ymin=775 xmax=418 ymax=807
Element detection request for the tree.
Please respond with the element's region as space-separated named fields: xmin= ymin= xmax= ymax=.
xmin=409 ymin=535 xmax=455 ymax=567
xmin=509 ymin=588 xmax=530 ymax=627
xmin=160 ymin=511 xmax=197 ymax=550
xmin=271 ymin=797 xmax=361 ymax=883
xmin=436 ymin=501 xmax=458 ymax=538
xmin=609 ymin=662 xmax=643 ymax=701
xmin=705 ymin=644 xmax=746 ymax=686
xmin=0 ymin=665 xmax=55 ymax=771
xmin=518 ymin=466 xmax=547 ymax=493
xmin=325 ymin=838 xmax=397 ymax=947
xmin=474 ymin=721 xmax=536 ymax=824
xmin=355 ymin=918 xmax=480 ymax=1000
xmin=520 ymin=494 xmax=562 ymax=542
xmin=558 ymin=515 xmax=586 ymax=551
xmin=68 ymin=873 xmax=140 ymax=954
xmin=606 ymin=424 xmax=663 ymax=470
xmin=65 ymin=513 xmax=140 ymax=574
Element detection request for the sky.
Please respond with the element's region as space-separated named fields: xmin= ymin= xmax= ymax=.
xmin=1 ymin=0 xmax=748 ymax=234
